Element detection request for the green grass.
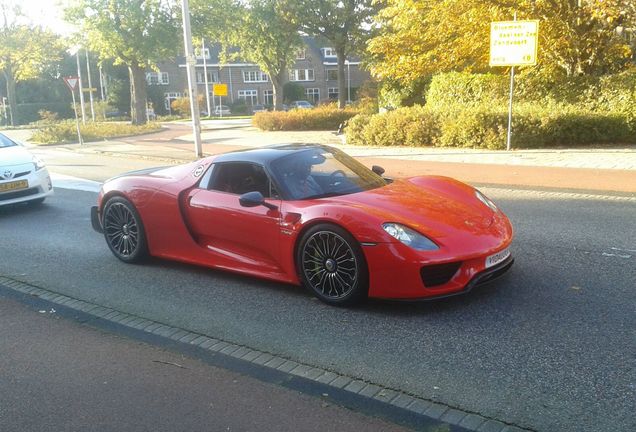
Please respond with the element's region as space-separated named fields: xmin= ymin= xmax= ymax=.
xmin=30 ymin=121 xmax=163 ymax=145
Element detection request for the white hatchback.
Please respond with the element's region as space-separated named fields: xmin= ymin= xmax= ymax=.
xmin=0 ymin=133 xmax=53 ymax=206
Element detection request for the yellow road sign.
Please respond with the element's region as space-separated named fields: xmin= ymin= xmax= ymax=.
xmin=490 ymin=20 xmax=539 ymax=67
xmin=213 ymin=83 xmax=228 ymax=96
xmin=81 ymin=88 xmax=97 ymax=92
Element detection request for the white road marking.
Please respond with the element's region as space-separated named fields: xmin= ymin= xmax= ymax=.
xmin=610 ymin=247 xmax=636 ymax=253
xmin=50 ymin=173 xmax=102 ymax=193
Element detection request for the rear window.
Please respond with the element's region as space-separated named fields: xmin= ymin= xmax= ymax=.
xmin=0 ymin=133 xmax=18 ymax=148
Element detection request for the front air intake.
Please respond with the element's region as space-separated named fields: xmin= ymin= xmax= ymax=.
xmin=420 ymin=262 xmax=462 ymax=287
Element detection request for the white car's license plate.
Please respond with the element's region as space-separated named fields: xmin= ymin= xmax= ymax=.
xmin=485 ymin=247 xmax=511 ymax=268
xmin=0 ymin=179 xmax=28 ymax=193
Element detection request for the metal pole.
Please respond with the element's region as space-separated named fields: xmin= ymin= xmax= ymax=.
xmin=347 ymin=61 xmax=351 ymax=103
xmin=99 ymin=65 xmax=105 ymax=101
xmin=85 ymin=50 xmax=95 ymax=121
xmin=181 ymin=0 xmax=203 ymax=158
xmin=202 ymin=38 xmax=211 ymax=117
xmin=506 ymin=66 xmax=515 ymax=151
xmin=70 ymin=89 xmax=83 ymax=145
xmin=506 ymin=11 xmax=517 ymax=152
xmin=75 ymin=51 xmax=86 ymax=124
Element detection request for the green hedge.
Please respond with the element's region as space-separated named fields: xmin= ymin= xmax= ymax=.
xmin=253 ymin=104 xmax=359 ymax=131
xmin=346 ymin=104 xmax=636 ymax=149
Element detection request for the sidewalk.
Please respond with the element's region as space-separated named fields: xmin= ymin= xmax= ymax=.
xmin=0 ymin=294 xmax=411 ymax=432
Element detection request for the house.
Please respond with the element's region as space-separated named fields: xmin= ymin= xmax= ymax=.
xmin=147 ymin=37 xmax=370 ymax=114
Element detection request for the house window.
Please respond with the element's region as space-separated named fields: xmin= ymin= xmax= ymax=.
xmin=322 ymin=47 xmax=337 ymax=58
xmin=164 ymin=92 xmax=183 ymax=111
xmin=326 ymin=69 xmax=338 ymax=81
xmin=195 ymin=47 xmax=210 ymax=60
xmin=238 ymin=89 xmax=258 ymax=105
xmin=328 ymin=88 xmax=338 ymax=100
xmin=146 ymin=71 xmax=169 ymax=85
xmin=264 ymin=89 xmax=274 ymax=105
xmin=296 ymin=49 xmax=306 ymax=60
xmin=289 ymin=69 xmax=314 ymax=82
xmin=306 ymin=88 xmax=320 ymax=104
xmin=243 ymin=70 xmax=268 ymax=83
xmin=196 ymin=70 xmax=218 ymax=84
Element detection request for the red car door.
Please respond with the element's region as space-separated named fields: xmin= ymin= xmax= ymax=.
xmin=183 ymin=163 xmax=284 ymax=277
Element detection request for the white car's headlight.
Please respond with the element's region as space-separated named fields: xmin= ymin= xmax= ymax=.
xmin=32 ymin=156 xmax=46 ymax=171
xmin=382 ymin=223 xmax=439 ymax=251
xmin=475 ymin=190 xmax=498 ymax=212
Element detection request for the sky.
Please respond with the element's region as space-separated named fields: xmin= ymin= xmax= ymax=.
xmin=17 ymin=0 xmax=75 ymax=35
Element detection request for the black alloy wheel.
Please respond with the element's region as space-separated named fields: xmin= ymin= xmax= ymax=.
xmin=102 ymin=196 xmax=148 ymax=263
xmin=297 ymin=223 xmax=368 ymax=306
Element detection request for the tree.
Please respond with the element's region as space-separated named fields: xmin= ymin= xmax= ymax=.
xmin=284 ymin=0 xmax=376 ymax=108
xmin=66 ymin=0 xmax=180 ymax=124
xmin=0 ymin=2 xmax=63 ymax=125
xmin=367 ymin=0 xmax=634 ymax=86
xmin=192 ymin=0 xmax=302 ymax=111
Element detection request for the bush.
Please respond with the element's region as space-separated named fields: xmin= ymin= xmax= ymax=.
xmin=283 ymin=82 xmax=305 ymax=103
xmin=170 ymin=96 xmax=204 ymax=115
xmin=17 ymin=102 xmax=74 ymax=124
xmin=253 ymin=103 xmax=359 ymax=131
xmin=31 ymin=121 xmax=162 ymax=144
xmin=346 ymin=104 xmax=636 ymax=149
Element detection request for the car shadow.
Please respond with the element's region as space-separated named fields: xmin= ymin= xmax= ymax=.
xmin=0 ymin=201 xmax=49 ymax=218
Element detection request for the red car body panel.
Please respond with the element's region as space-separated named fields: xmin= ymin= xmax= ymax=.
xmin=96 ymin=154 xmax=513 ymax=299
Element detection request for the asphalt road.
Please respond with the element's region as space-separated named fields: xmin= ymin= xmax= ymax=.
xmin=1 ymin=184 xmax=634 ymax=432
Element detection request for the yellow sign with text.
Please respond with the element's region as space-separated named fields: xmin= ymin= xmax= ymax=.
xmin=213 ymin=83 xmax=228 ymax=96
xmin=490 ymin=20 xmax=539 ymax=67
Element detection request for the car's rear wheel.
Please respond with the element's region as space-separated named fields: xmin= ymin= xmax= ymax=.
xmin=102 ymin=196 xmax=148 ymax=263
xmin=297 ymin=224 xmax=368 ymax=306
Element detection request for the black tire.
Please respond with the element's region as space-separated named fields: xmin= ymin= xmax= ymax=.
xmin=296 ymin=223 xmax=368 ymax=306
xmin=102 ymin=196 xmax=148 ymax=263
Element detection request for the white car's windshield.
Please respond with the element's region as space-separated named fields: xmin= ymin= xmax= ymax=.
xmin=0 ymin=133 xmax=18 ymax=148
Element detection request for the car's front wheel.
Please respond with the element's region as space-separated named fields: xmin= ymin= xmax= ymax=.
xmin=102 ymin=196 xmax=148 ymax=263
xmin=297 ymin=224 xmax=368 ymax=306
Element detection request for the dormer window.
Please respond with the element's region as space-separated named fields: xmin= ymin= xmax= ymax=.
xmin=322 ymin=47 xmax=337 ymax=58
xmin=296 ymin=49 xmax=306 ymax=60
xmin=195 ymin=47 xmax=210 ymax=60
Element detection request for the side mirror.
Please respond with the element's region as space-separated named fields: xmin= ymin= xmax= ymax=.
xmin=239 ymin=191 xmax=277 ymax=210
xmin=372 ymin=165 xmax=385 ymax=176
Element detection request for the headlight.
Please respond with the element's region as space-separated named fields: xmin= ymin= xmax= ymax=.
xmin=475 ymin=190 xmax=498 ymax=212
xmin=32 ymin=156 xmax=46 ymax=171
xmin=382 ymin=223 xmax=439 ymax=251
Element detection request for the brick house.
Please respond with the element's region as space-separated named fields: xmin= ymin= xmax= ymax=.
xmin=147 ymin=37 xmax=370 ymax=113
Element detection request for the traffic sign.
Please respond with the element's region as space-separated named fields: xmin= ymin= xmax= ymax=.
xmin=63 ymin=76 xmax=80 ymax=91
xmin=489 ymin=20 xmax=539 ymax=67
xmin=213 ymin=83 xmax=228 ymax=97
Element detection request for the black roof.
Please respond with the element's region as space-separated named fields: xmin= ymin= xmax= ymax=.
xmin=212 ymin=144 xmax=333 ymax=165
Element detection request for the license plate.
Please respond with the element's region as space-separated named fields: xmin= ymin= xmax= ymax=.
xmin=0 ymin=179 xmax=28 ymax=193
xmin=485 ymin=247 xmax=511 ymax=268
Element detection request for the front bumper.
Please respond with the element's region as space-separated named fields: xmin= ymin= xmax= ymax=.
xmin=363 ymin=241 xmax=514 ymax=300
xmin=0 ymin=168 xmax=53 ymax=206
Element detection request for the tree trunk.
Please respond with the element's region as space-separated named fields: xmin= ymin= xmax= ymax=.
xmin=272 ymin=70 xmax=286 ymax=111
xmin=3 ymin=65 xmax=17 ymax=126
xmin=336 ymin=46 xmax=347 ymax=109
xmin=128 ymin=64 xmax=148 ymax=125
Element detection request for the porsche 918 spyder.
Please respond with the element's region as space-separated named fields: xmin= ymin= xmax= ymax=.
xmin=91 ymin=144 xmax=513 ymax=305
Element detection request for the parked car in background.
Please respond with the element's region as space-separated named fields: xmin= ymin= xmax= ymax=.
xmin=251 ymin=104 xmax=268 ymax=114
xmin=214 ymin=105 xmax=232 ymax=116
xmin=0 ymin=133 xmax=53 ymax=206
xmin=289 ymin=100 xmax=314 ymax=110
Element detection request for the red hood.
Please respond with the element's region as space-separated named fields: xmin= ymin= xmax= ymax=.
xmin=325 ymin=176 xmax=507 ymax=248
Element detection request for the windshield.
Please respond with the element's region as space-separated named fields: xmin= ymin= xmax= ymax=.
xmin=0 ymin=133 xmax=18 ymax=148
xmin=270 ymin=147 xmax=387 ymax=200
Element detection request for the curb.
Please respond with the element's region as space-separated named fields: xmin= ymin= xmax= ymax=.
xmin=0 ymin=275 xmax=533 ymax=432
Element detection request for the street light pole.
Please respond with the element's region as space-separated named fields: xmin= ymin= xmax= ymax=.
xmin=85 ymin=50 xmax=95 ymax=121
xmin=181 ymin=0 xmax=203 ymax=158
xmin=202 ymin=38 xmax=211 ymax=118
xmin=75 ymin=50 xmax=86 ymax=124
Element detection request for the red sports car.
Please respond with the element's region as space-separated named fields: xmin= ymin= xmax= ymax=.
xmin=91 ymin=144 xmax=513 ymax=305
